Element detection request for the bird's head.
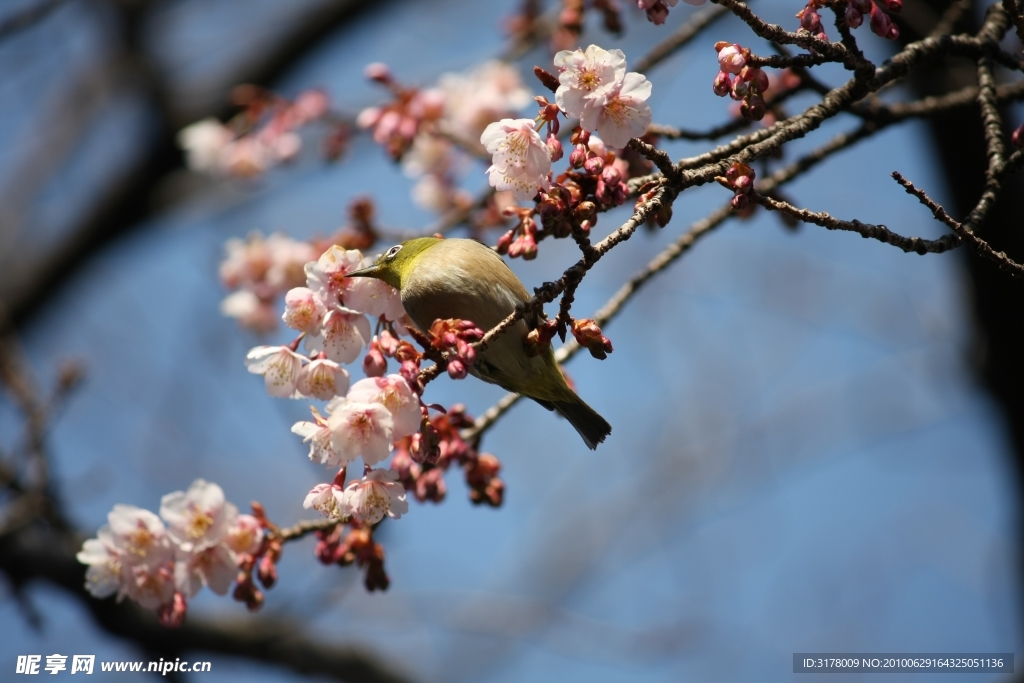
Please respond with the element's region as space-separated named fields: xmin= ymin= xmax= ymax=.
xmin=346 ymin=236 xmax=441 ymax=290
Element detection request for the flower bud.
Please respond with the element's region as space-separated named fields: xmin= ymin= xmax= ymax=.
xmin=447 ymin=359 xmax=467 ymax=379
xmin=363 ymin=347 xmax=387 ymax=377
xmin=533 ymin=65 xmax=560 ymax=93
xmin=547 ymin=135 xmax=563 ymax=162
xmin=570 ymin=143 xmax=588 ymax=168
xmin=257 ymin=555 xmax=278 ymax=589
xmin=364 ymin=62 xmax=392 ymax=84
xmin=583 ymin=154 xmax=605 ymax=175
xmin=717 ymin=44 xmax=747 ymax=74
xmin=713 ymin=71 xmax=732 ymax=97
xmin=845 ymin=5 xmax=863 ymax=28
xmin=1013 ymin=123 xmax=1024 ymax=149
xmin=731 ymin=193 xmax=750 ymax=210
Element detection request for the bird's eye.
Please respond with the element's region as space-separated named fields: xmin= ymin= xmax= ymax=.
xmin=385 ymin=245 xmax=402 ymax=259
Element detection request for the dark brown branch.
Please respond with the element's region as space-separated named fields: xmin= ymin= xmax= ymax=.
xmin=750 ymin=191 xmax=963 ymax=254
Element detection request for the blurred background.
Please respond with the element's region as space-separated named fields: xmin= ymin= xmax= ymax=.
xmin=1 ymin=0 xmax=1022 ymax=681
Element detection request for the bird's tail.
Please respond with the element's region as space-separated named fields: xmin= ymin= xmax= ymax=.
xmin=549 ymin=396 xmax=612 ymax=450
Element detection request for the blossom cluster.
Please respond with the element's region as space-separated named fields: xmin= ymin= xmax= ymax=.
xmin=797 ymin=0 xmax=900 ymax=41
xmin=178 ymin=87 xmax=336 ymax=178
xmin=478 ymin=44 xmax=652 ymax=212
xmin=235 ymin=239 xmax=506 ymax=591
xmin=712 ymin=43 xmax=771 ymax=121
xmin=359 ymin=60 xmax=531 ymax=213
xmin=77 ymin=480 xmax=267 ymax=626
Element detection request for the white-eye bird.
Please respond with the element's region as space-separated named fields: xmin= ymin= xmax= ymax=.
xmin=347 ymin=237 xmax=612 ymax=449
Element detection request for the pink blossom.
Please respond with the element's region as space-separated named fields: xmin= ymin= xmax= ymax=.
xmin=717 ymin=44 xmax=747 ymax=74
xmin=480 ymin=118 xmax=551 ymax=201
xmin=297 ymin=357 xmax=350 ymax=400
xmin=219 ymin=137 xmax=271 ymax=177
xmin=438 ymin=60 xmax=532 ymax=137
xmin=580 ymin=72 xmax=652 ymax=149
xmin=174 ymin=544 xmax=237 ymax=598
xmin=225 ymin=514 xmax=264 ymax=556
xmin=305 ymin=308 xmax=371 ymax=364
xmin=177 ymin=118 xmax=233 ymax=173
xmin=159 ymin=479 xmax=238 ymax=553
xmin=245 ymin=345 xmax=304 ymax=398
xmin=303 ymin=482 xmax=346 ymax=518
xmin=220 ymin=291 xmax=278 ymax=334
xmin=341 ymin=469 xmax=409 ymax=524
xmin=346 ymin=375 xmax=422 ymax=439
xmin=282 ymin=287 xmax=326 ymax=332
xmin=124 ymin=560 xmax=177 ymax=609
xmin=292 ymin=405 xmax=346 ymax=466
xmin=327 ymin=401 xmax=395 ymax=466
xmin=304 ymin=245 xmax=366 ymax=308
xmin=553 ymin=45 xmax=627 ymax=119
xmin=345 ymin=262 xmax=406 ymax=320
xmin=106 ymin=505 xmax=173 ymax=567
xmin=77 ymin=528 xmax=123 ymax=599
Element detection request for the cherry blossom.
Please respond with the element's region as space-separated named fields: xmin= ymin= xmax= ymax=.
xmin=107 ymin=505 xmax=173 ymax=566
xmin=480 ymin=118 xmax=551 ymax=201
xmin=77 ymin=528 xmax=123 ymax=599
xmin=304 ymin=482 xmax=346 ymax=518
xmin=282 ymin=287 xmax=327 ymax=332
xmin=225 ymin=514 xmax=264 ymax=556
xmin=553 ymin=45 xmax=627 ymax=119
xmin=245 ymin=345 xmax=305 ymax=398
xmin=124 ymin=559 xmax=178 ymax=609
xmin=327 ymin=401 xmax=395 ymax=466
xmin=346 ymin=375 xmax=422 ymax=439
xmin=177 ymin=118 xmax=234 ymax=173
xmin=221 ymin=290 xmax=278 ymax=334
xmin=160 ymin=479 xmax=238 ymax=553
xmin=303 ymin=245 xmax=365 ymax=308
xmin=297 ymin=357 xmax=350 ymax=400
xmin=580 ymin=72 xmax=653 ymax=149
xmin=345 ymin=267 xmax=406 ymax=321
xmin=306 ymin=308 xmax=372 ymax=364
xmin=341 ymin=469 xmax=409 ymax=524
xmin=439 ymin=60 xmax=532 ymax=137
xmin=175 ymin=544 xmax=238 ymax=598
xmin=292 ymin=406 xmax=344 ymax=466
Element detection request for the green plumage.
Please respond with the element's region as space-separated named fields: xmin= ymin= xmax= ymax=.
xmin=348 ymin=237 xmax=611 ymax=449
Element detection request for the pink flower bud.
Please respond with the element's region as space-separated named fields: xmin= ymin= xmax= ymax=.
xmin=717 ymin=44 xmax=747 ymax=74
xmin=363 ymin=348 xmax=387 ymax=377
xmin=753 ymin=68 xmax=770 ymax=93
xmin=713 ymin=71 xmax=732 ymax=97
xmin=257 ymin=555 xmax=278 ymax=589
xmin=569 ymin=144 xmax=588 ymax=169
xmin=886 ymin=0 xmax=902 ymax=12
xmin=845 ymin=6 xmax=863 ymax=28
xmin=731 ymin=193 xmax=750 ymax=210
xmin=731 ymin=78 xmax=749 ymax=100
xmin=447 ymin=359 xmax=467 ymax=379
xmin=800 ymin=8 xmax=821 ymax=32
xmin=495 ymin=229 xmax=515 ymax=254
xmin=1012 ymin=123 xmax=1024 ymax=149
xmin=870 ymin=5 xmax=894 ymax=38
xmin=547 ymin=135 xmax=563 ymax=162
xmin=583 ymin=154 xmax=605 ymax=175
xmin=364 ymin=62 xmax=392 ymax=84
xmin=733 ymin=174 xmax=753 ymax=193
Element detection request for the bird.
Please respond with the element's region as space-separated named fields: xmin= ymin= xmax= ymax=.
xmin=347 ymin=237 xmax=612 ymax=449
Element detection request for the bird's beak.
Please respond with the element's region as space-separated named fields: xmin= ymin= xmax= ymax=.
xmin=346 ymin=263 xmax=381 ymax=279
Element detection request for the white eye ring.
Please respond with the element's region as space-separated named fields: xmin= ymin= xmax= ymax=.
xmin=385 ymin=245 xmax=402 ymax=259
